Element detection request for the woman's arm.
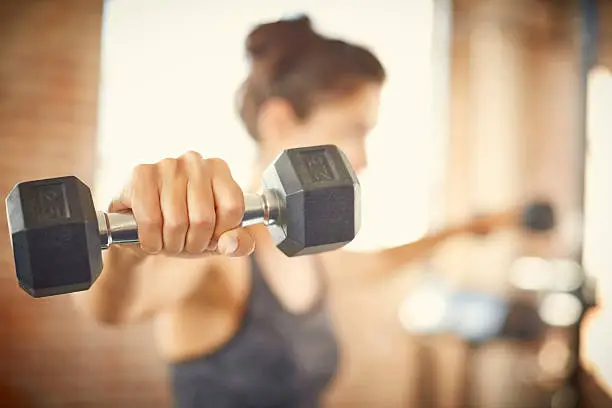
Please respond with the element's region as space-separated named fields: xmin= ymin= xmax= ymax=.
xmin=71 ymin=152 xmax=255 ymax=326
xmin=375 ymin=208 xmax=522 ymax=270
xmin=331 ymin=204 xmax=547 ymax=279
xmin=375 ymin=224 xmax=472 ymax=268
xmin=325 ymin=219 xmax=482 ymax=281
xmin=71 ymin=245 xmax=216 ymax=325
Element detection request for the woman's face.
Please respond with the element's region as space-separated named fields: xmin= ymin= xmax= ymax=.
xmin=261 ymin=83 xmax=382 ymax=175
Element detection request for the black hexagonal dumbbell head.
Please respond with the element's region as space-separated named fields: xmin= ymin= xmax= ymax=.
xmin=521 ymin=201 xmax=556 ymax=232
xmin=6 ymin=176 xmax=102 ymax=298
xmin=262 ymin=145 xmax=360 ymax=256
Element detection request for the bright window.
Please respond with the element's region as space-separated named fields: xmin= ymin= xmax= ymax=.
xmin=95 ymin=0 xmax=445 ymax=251
xmin=582 ymin=66 xmax=612 ymax=387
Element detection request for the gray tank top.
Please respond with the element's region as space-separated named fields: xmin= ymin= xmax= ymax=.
xmin=169 ymin=256 xmax=340 ymax=408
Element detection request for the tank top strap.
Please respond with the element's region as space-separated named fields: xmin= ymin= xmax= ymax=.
xmin=247 ymin=255 xmax=281 ymax=315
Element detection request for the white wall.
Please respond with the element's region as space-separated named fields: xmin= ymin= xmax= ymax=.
xmin=95 ymin=0 xmax=444 ymax=251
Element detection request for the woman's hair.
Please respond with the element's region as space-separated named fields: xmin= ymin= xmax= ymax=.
xmin=236 ymin=15 xmax=386 ymax=140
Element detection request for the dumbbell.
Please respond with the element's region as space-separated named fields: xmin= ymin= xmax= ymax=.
xmin=520 ymin=200 xmax=555 ymax=232
xmin=6 ymin=144 xmax=360 ymax=298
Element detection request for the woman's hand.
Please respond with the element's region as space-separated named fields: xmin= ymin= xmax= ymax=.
xmin=109 ymin=151 xmax=255 ymax=257
xmin=467 ymin=213 xmax=497 ymax=236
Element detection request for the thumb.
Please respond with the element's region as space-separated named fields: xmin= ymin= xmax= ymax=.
xmin=217 ymin=228 xmax=255 ymax=257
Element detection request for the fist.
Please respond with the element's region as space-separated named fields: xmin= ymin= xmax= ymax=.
xmin=109 ymin=151 xmax=255 ymax=257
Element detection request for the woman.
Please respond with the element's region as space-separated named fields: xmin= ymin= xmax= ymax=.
xmin=74 ymin=15 xmax=512 ymax=408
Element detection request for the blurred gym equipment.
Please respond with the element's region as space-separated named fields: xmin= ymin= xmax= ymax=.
xmin=400 ymin=200 xmax=558 ymax=408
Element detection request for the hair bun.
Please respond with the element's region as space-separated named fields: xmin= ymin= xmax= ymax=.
xmin=245 ymin=14 xmax=318 ymax=63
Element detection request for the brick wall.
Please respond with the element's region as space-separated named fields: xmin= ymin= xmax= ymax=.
xmin=0 ymin=2 xmax=170 ymax=407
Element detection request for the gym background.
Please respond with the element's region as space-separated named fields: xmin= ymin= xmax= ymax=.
xmin=0 ymin=0 xmax=611 ymax=407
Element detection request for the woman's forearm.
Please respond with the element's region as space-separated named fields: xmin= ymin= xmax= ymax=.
xmin=374 ymin=207 xmax=523 ymax=271
xmin=329 ymin=225 xmax=469 ymax=283
xmin=376 ymin=225 xmax=468 ymax=269
xmin=71 ymin=245 xmax=147 ymax=325
xmin=337 ymin=205 xmax=544 ymax=279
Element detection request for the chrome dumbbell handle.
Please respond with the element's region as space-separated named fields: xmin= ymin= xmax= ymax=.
xmin=97 ymin=190 xmax=283 ymax=249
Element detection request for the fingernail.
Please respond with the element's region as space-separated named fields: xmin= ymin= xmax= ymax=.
xmin=218 ymin=235 xmax=238 ymax=255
